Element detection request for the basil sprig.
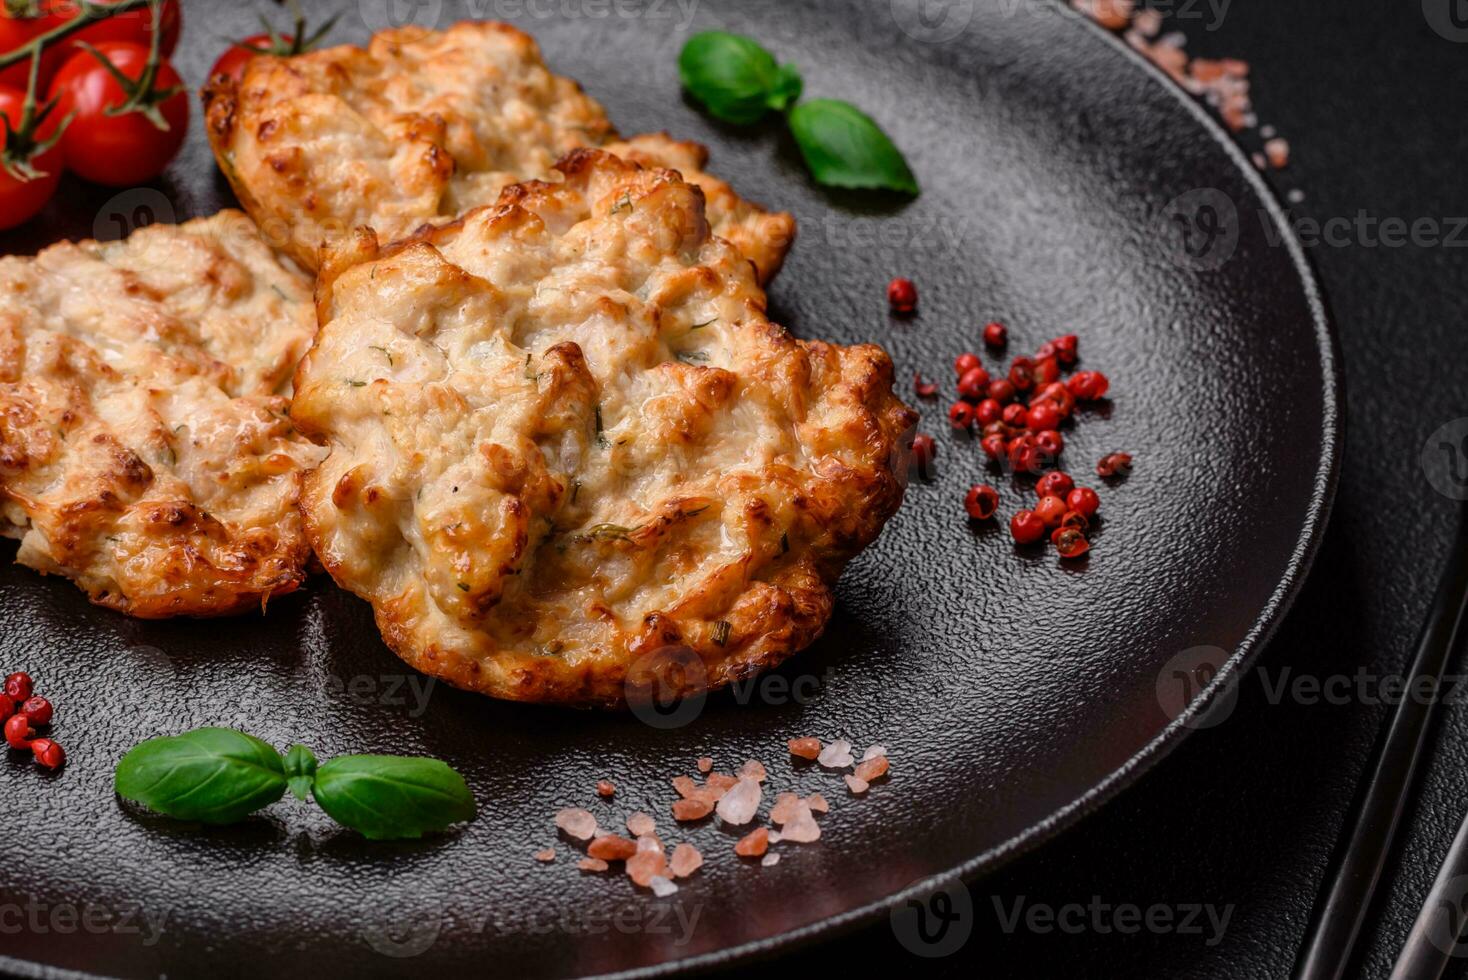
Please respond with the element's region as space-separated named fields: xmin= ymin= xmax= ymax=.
xmin=676 ymin=31 xmax=918 ymax=195
xmin=678 ymin=31 xmax=802 ymax=123
xmin=788 ymin=99 xmax=919 ymax=194
xmin=115 ymin=728 xmax=476 ymax=840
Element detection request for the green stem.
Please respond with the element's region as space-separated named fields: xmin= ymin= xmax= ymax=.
xmin=0 ymin=0 xmax=154 ymax=72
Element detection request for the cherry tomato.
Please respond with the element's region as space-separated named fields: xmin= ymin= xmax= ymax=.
xmin=40 ymin=0 xmax=180 ymax=58
xmin=0 ymin=84 xmax=62 ymax=229
xmin=0 ymin=11 xmax=63 ymax=91
xmin=209 ymin=32 xmax=296 ymax=84
xmin=48 ymin=41 xmax=186 ymax=186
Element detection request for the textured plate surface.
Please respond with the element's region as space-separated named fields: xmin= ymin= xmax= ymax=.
xmin=0 ymin=0 xmax=1338 ymax=976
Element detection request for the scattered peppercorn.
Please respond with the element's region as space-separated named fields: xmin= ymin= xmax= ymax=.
xmin=948 ymin=402 xmax=975 ymax=429
xmin=964 ymin=484 xmax=1000 ymax=521
xmin=20 ymin=696 xmax=51 ymax=727
xmin=4 ymin=672 xmax=32 ymax=702
xmin=983 ymin=321 xmax=1008 ymax=348
xmin=1001 ymin=403 xmax=1028 ymax=427
xmin=913 ymin=372 xmax=938 ymax=398
xmin=1027 ymin=401 xmax=1061 ymax=432
xmin=910 ymin=433 xmax=936 ymax=471
xmin=1035 ymin=495 xmax=1068 ymax=528
xmin=1035 ymin=429 xmax=1064 ymax=459
xmin=30 ymin=738 xmax=64 ymax=770
xmin=1036 ymin=471 xmax=1075 ymax=499
xmin=954 ymin=352 xmax=980 ymax=376
xmin=5 ymin=713 xmax=33 ymax=750
xmin=0 ymin=693 xmax=13 ymax=719
xmin=1010 ymin=509 xmax=1046 ymax=544
xmin=1067 ymin=486 xmax=1101 ymax=519
xmin=976 ymin=398 xmax=1002 ymax=426
xmin=987 ymin=378 xmax=1015 ymax=403
xmin=1052 ymin=526 xmax=1091 ymax=559
xmin=887 ymin=277 xmax=917 ymax=315
xmin=957 ymin=367 xmax=990 ymax=401
xmin=1008 ymin=357 xmax=1035 ymax=392
xmin=1097 ymin=452 xmax=1133 ymax=478
xmin=980 ymin=434 xmax=1007 ymax=460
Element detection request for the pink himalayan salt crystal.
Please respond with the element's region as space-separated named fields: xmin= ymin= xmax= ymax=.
xmin=673 ymin=798 xmax=713 ymax=821
xmin=770 ymin=792 xmax=801 ymax=825
xmin=768 ymin=831 xmax=783 ymax=844
xmin=738 ymin=759 xmax=767 ymax=783
xmin=716 ymin=777 xmax=762 ymax=825
xmin=1133 ymin=6 xmax=1161 ymax=36
xmin=578 ymin=857 xmax=609 ymax=872
xmin=788 ymin=737 xmax=821 ymax=760
xmin=855 ymin=756 xmax=890 ymax=783
xmin=818 ymin=739 xmax=854 ymax=769
xmin=670 ymin=843 xmax=703 ymax=878
xmin=697 ymin=756 xmax=713 ymax=773
xmin=626 ymin=850 xmax=668 ymax=887
xmin=534 ymin=848 xmax=556 ymax=863
xmin=1264 ymin=137 xmax=1290 ymax=169
xmin=626 ymin=812 xmax=656 ymax=837
xmin=673 ymin=775 xmax=724 ymax=804
xmin=596 ymin=779 xmax=616 ymax=798
xmin=807 ymin=793 xmax=829 ymax=814
xmin=555 ymin=807 xmax=598 ymax=840
xmin=588 ymin=834 xmax=638 ymax=861
xmin=861 ymin=745 xmax=886 ymax=762
xmin=845 ymin=774 xmax=870 ymax=795
xmin=705 ymin=773 xmax=737 ymax=791
xmin=780 ymin=802 xmax=821 ymax=844
xmin=734 ymin=827 xmax=769 ymax=857
xmin=637 ymin=833 xmax=665 ymax=856
xmin=650 ymin=875 xmax=679 ymax=897
xmin=761 ymin=853 xmax=780 ymax=867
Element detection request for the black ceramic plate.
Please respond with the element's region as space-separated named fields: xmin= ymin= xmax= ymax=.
xmin=0 ymin=0 xmax=1339 ymax=976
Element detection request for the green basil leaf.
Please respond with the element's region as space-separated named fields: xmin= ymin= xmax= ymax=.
xmin=787 ymin=99 xmax=919 ymax=194
xmin=114 ymin=728 xmax=287 ymax=824
xmin=311 ymin=755 xmax=476 ymax=840
xmin=283 ymin=744 xmax=318 ymax=802
xmin=678 ymin=31 xmax=802 ymax=124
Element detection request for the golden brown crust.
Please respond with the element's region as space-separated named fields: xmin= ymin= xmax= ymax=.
xmin=292 ymin=152 xmax=914 ymax=705
xmin=0 ymin=211 xmax=326 ymax=617
xmin=202 ymin=20 xmax=794 ymax=283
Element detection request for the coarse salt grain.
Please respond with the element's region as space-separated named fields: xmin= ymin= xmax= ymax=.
xmin=649 ymin=875 xmax=679 ymax=897
xmin=596 ymin=779 xmax=615 ymax=797
xmin=555 ymin=807 xmax=598 ymax=840
xmin=861 ymin=745 xmax=886 ymax=762
xmin=670 ymin=842 xmax=703 ymax=878
xmin=818 ymin=739 xmax=854 ymax=769
xmin=734 ymin=827 xmax=769 ymax=857
xmin=806 ymin=793 xmax=829 ymax=814
xmin=626 ymin=850 xmax=667 ymax=886
xmin=716 ymin=777 xmax=762 ymax=825
xmin=672 ymin=798 xmax=713 ymax=821
xmin=588 ymin=834 xmax=638 ymax=861
xmin=845 ymin=774 xmax=870 ymax=795
xmin=768 ymin=831 xmax=783 ymax=843
xmin=738 ymin=759 xmax=767 ymax=782
xmin=534 ymin=848 xmax=556 ymax=863
xmin=761 ymin=853 xmax=780 ymax=867
xmin=855 ymin=756 xmax=890 ymax=782
xmin=705 ymin=773 xmax=737 ymax=791
xmin=696 ymin=756 xmax=713 ymax=773
xmin=627 ymin=812 xmax=656 ymax=837
xmin=781 ymin=802 xmax=821 ymax=843
xmin=1264 ymin=137 xmax=1290 ymax=169
xmin=578 ymin=857 xmax=609 ymax=872
xmin=636 ymin=833 xmax=665 ymax=856
xmin=769 ymin=792 xmax=801 ymax=825
xmin=787 ymin=736 xmax=821 ymax=760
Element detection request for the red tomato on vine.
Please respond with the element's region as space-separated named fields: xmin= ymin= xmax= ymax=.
xmin=0 ymin=83 xmax=64 ymax=229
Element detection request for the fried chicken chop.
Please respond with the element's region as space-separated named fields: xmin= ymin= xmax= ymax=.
xmin=202 ymin=21 xmax=795 ymax=284
xmin=292 ymin=151 xmax=914 ymax=706
xmin=0 ymin=212 xmax=325 ymax=617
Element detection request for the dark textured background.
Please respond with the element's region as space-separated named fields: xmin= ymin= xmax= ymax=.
xmin=0 ymin=0 xmax=1454 ymax=976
